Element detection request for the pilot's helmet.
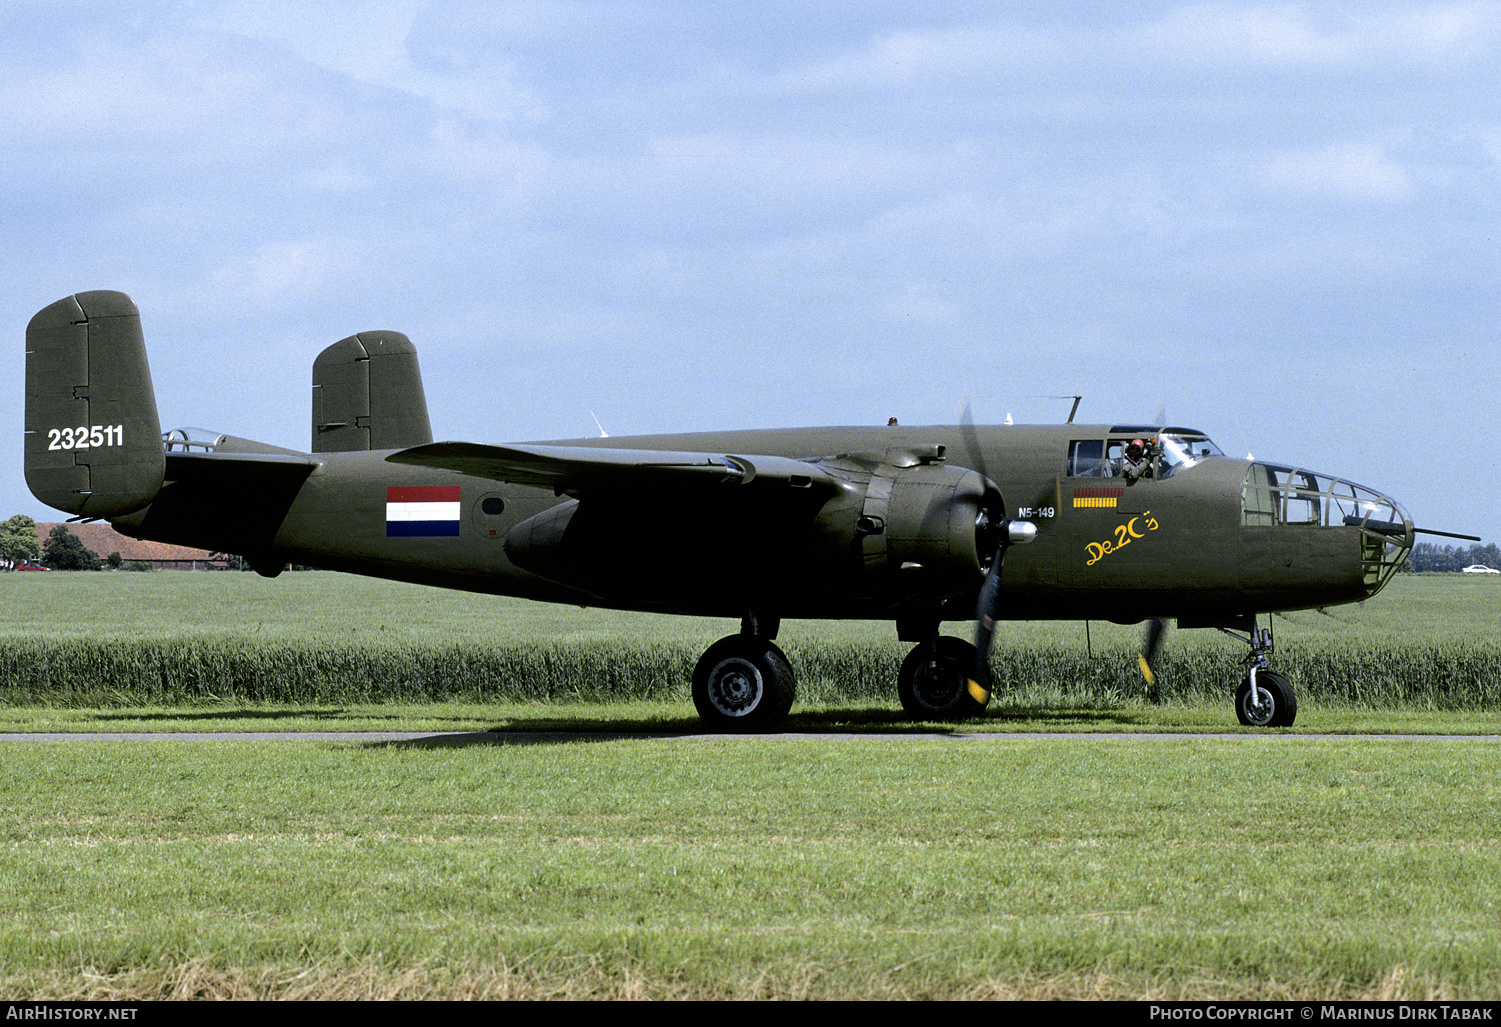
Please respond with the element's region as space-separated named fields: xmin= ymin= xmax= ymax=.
xmin=1127 ymin=439 xmax=1145 ymax=458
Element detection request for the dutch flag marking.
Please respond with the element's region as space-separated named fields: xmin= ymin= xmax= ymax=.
xmin=386 ymin=485 xmax=461 ymax=537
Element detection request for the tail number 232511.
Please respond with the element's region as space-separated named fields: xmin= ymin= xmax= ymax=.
xmin=46 ymin=425 xmax=124 ymax=451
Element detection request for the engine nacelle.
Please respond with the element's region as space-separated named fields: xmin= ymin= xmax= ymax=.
xmin=823 ymin=445 xmax=1004 ymax=600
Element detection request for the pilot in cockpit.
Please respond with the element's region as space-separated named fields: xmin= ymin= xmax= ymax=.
xmin=1118 ymin=438 xmax=1152 ymax=481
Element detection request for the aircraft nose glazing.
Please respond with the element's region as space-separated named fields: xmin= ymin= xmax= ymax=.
xmin=1242 ymin=463 xmax=1413 ymax=595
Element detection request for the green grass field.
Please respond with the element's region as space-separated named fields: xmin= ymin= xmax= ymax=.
xmin=3 ymin=735 xmax=1500 ymax=1000
xmin=0 ymin=571 xmax=1499 ymax=999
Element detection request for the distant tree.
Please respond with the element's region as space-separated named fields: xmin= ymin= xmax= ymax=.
xmin=107 ymin=551 xmax=123 ymax=570
xmin=0 ymin=515 xmax=40 ymax=568
xmin=1408 ymin=542 xmax=1501 ymax=573
xmin=1407 ymin=543 xmax=1443 ymax=572
xmin=42 ymin=524 xmax=102 ymax=571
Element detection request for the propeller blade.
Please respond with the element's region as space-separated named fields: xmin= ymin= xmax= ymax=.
xmin=1150 ymin=396 xmax=1167 ymax=430
xmin=969 ymin=549 xmax=1004 ymax=700
xmin=956 ymin=396 xmax=1038 ymax=703
xmin=1138 ymin=618 xmax=1168 ymax=697
xmin=968 ymin=520 xmax=1038 ymax=701
xmin=956 ymin=392 xmax=988 ymax=483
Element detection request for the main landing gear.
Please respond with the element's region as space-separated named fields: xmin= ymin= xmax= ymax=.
xmin=691 ymin=615 xmax=796 ymax=732
xmin=690 ymin=615 xmax=990 ymax=731
xmin=692 ymin=614 xmax=1297 ymax=730
xmin=896 ymin=636 xmax=988 ymax=721
xmin=1220 ymin=618 xmax=1297 ymax=728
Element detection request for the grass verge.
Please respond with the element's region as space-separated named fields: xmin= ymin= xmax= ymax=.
xmin=2 ymin=735 xmax=1500 ymax=999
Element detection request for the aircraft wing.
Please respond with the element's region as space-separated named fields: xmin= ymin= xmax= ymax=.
xmin=386 ymin=441 xmax=839 ymax=497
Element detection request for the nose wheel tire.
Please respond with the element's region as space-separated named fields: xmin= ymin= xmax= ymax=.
xmin=897 ymin=636 xmax=989 ymax=721
xmin=1235 ymin=671 xmax=1297 ymax=728
xmin=692 ymin=636 xmax=796 ymax=732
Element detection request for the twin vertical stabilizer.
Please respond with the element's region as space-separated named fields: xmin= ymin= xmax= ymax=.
xmin=25 ymin=291 xmax=438 ymax=522
xmin=24 ymin=291 xmax=164 ymax=518
xmin=311 ymin=331 xmax=433 ymax=453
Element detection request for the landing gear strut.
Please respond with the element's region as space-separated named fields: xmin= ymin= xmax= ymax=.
xmin=1220 ymin=619 xmax=1297 ymax=727
xmin=691 ymin=615 xmax=796 ymax=732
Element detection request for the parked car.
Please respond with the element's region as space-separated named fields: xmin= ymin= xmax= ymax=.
xmin=13 ymin=562 xmax=50 ymax=571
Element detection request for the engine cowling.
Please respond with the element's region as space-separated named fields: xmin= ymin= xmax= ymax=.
xmin=823 ymin=445 xmax=1004 ymax=601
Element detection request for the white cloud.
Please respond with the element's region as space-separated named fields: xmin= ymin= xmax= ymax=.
xmin=769 ymin=23 xmax=1067 ymax=91
xmin=211 ymin=239 xmax=362 ymax=302
xmin=879 ymin=280 xmax=964 ymax=326
xmin=200 ymin=0 xmax=546 ymax=125
xmin=0 ymin=31 xmax=383 ymax=177
xmin=1137 ymin=2 xmax=1501 ymax=69
xmin=296 ymin=165 xmax=377 ymax=193
xmin=760 ymin=3 xmax=1501 ymax=99
xmin=1262 ymin=141 xmax=1413 ymax=201
xmin=197 ymin=0 xmax=428 ymax=82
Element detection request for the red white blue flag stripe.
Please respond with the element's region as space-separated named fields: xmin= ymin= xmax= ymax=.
xmin=386 ymin=486 xmax=461 ymax=537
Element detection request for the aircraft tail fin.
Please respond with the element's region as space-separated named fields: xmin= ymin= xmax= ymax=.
xmin=311 ymin=331 xmax=433 ymax=453
xmin=24 ymin=291 xmax=165 ymax=518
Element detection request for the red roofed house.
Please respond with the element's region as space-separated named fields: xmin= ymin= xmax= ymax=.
xmin=37 ymin=522 xmax=228 ymax=570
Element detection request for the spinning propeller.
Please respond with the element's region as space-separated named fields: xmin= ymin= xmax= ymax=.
xmin=957 ymin=398 xmax=1037 ymax=702
xmin=1138 ymin=617 xmax=1168 ymax=697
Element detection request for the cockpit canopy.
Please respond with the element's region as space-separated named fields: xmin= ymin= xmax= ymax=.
xmin=1067 ymin=427 xmax=1224 ymax=481
xmin=162 ymin=427 xmax=228 ymax=452
xmin=1241 ymin=463 xmax=1410 ymax=533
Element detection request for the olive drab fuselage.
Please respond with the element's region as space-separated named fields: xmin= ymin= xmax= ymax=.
xmin=101 ymin=424 xmax=1412 ymax=633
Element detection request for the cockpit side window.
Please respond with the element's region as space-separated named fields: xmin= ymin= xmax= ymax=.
xmin=1067 ymin=440 xmax=1105 ymax=477
xmin=1242 ymin=463 xmax=1279 ymax=526
xmin=1072 ymin=431 xmax=1223 ymax=480
xmin=1105 ymin=439 xmax=1137 ymax=477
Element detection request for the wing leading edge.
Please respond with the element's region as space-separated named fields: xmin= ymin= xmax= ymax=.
xmin=386 ymin=441 xmax=840 ymax=498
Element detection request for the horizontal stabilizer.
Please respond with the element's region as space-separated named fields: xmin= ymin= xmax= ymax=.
xmin=110 ymin=449 xmax=319 ymax=555
xmin=165 ymin=449 xmax=320 ymax=483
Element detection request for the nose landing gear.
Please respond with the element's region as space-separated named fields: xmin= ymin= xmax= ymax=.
xmin=1221 ymin=619 xmax=1297 ymax=727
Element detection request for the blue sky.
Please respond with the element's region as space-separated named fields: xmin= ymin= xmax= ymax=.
xmin=4 ymin=1 xmax=1498 ymax=544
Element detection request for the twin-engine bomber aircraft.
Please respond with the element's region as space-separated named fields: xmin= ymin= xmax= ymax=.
xmin=24 ymin=291 xmax=1467 ymax=730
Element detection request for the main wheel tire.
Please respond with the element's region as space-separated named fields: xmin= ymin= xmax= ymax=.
xmin=1235 ymin=670 xmax=1297 ymax=727
xmin=898 ymin=636 xmax=989 ymax=721
xmin=691 ymin=636 xmax=796 ymax=732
